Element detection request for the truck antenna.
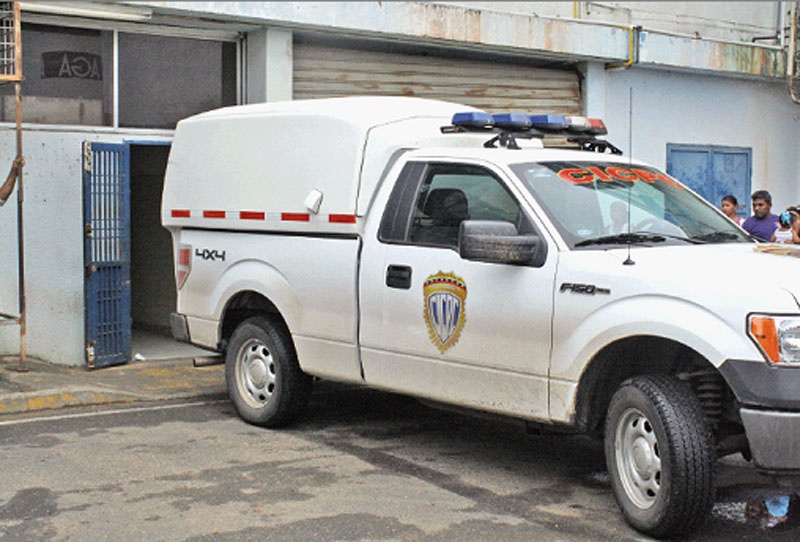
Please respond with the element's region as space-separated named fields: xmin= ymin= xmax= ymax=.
xmin=623 ymin=87 xmax=636 ymax=266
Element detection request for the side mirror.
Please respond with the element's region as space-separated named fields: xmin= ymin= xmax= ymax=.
xmin=459 ymin=220 xmax=544 ymax=266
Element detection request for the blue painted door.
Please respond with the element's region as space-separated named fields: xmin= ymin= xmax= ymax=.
xmin=667 ymin=144 xmax=751 ymax=221
xmin=83 ymin=142 xmax=131 ymax=368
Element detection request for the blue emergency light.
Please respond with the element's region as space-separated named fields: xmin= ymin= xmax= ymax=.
xmin=529 ymin=114 xmax=569 ymax=131
xmin=491 ymin=113 xmax=532 ymax=131
xmin=451 ymin=111 xmax=494 ymax=129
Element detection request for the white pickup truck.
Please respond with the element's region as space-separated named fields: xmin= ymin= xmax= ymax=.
xmin=161 ymin=96 xmax=800 ymax=538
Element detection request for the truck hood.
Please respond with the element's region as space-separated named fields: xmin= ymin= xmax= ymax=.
xmin=603 ymin=243 xmax=800 ymax=311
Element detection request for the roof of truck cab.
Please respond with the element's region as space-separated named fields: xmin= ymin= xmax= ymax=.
xmin=403 ymin=146 xmax=648 ymax=166
xmin=180 ymin=96 xmax=482 ymax=129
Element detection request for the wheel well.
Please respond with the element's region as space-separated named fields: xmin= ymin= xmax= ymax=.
xmin=574 ymin=336 xmax=732 ymax=437
xmin=219 ymin=291 xmax=287 ymax=353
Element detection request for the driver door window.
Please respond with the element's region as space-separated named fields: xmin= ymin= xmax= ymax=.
xmin=408 ymin=165 xmax=526 ymax=249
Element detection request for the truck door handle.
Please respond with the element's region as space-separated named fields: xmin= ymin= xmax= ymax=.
xmin=386 ymin=265 xmax=412 ymax=289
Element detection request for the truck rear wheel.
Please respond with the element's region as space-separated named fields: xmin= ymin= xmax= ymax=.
xmin=604 ymin=375 xmax=715 ymax=538
xmin=225 ymin=316 xmax=312 ymax=427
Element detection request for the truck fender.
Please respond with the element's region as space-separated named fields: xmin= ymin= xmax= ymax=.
xmin=551 ymin=294 xmax=760 ymax=382
xmin=212 ymin=259 xmax=302 ymax=338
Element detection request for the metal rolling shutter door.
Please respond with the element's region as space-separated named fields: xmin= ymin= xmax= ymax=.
xmin=293 ymin=43 xmax=581 ymax=114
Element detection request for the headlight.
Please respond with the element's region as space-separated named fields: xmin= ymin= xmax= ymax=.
xmin=748 ymin=315 xmax=800 ymax=365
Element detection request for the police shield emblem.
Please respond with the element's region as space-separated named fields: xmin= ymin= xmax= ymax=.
xmin=423 ymin=272 xmax=467 ymax=353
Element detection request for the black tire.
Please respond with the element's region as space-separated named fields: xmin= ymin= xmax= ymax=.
xmin=604 ymin=375 xmax=715 ymax=539
xmin=225 ymin=316 xmax=312 ymax=427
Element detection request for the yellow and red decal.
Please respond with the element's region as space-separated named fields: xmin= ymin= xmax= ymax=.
xmin=556 ymin=165 xmax=683 ymax=188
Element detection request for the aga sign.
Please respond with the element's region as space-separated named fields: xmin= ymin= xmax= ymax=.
xmin=42 ymin=51 xmax=103 ymax=80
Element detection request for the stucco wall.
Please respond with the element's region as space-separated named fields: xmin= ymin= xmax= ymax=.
xmin=0 ymin=128 xmax=168 ymax=365
xmin=435 ymin=2 xmax=783 ymax=43
xmin=601 ymin=68 xmax=800 ymax=211
xmin=0 ymin=132 xmax=21 ymax=353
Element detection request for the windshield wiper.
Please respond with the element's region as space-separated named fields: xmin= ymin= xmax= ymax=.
xmin=637 ymin=232 xmax=704 ymax=244
xmin=575 ymin=233 xmax=667 ymax=247
xmin=690 ymin=231 xmax=743 ymax=243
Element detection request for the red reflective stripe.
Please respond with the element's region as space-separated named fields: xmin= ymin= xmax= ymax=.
xmin=240 ymin=211 xmax=265 ymax=220
xmin=281 ymin=212 xmax=310 ymax=222
xmin=171 ymin=209 xmax=191 ymax=218
xmin=203 ymin=210 xmax=226 ymax=219
xmin=329 ymin=214 xmax=357 ymax=224
xmin=177 ymin=244 xmax=192 ymax=289
xmin=178 ymin=249 xmax=191 ymax=267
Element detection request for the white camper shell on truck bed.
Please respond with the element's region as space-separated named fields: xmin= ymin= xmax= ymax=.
xmin=162 ymin=96 xmax=800 ymax=540
xmin=162 ymin=97 xmax=488 ymax=235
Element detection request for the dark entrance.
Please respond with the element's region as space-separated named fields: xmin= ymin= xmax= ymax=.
xmin=129 ymin=143 xmax=175 ymax=338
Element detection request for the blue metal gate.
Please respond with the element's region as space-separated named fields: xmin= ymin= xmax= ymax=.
xmin=667 ymin=144 xmax=752 ymax=222
xmin=83 ymin=142 xmax=131 ymax=368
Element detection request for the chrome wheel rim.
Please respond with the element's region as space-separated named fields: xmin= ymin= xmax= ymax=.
xmin=615 ymin=407 xmax=662 ymax=509
xmin=235 ymin=338 xmax=276 ymax=409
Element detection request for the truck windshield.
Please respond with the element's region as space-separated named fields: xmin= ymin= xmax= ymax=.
xmin=510 ymin=161 xmax=752 ymax=249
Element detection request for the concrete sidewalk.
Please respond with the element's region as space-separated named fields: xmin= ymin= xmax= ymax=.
xmin=0 ymin=355 xmax=226 ymax=415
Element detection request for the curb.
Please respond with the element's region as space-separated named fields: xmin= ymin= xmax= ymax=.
xmin=0 ymin=357 xmax=226 ymax=415
xmin=0 ymin=388 xmax=141 ymax=415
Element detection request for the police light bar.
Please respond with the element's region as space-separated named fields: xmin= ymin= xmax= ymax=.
xmin=445 ymin=109 xmax=619 ymax=154
xmin=491 ymin=113 xmax=532 ymax=131
xmin=566 ymin=116 xmax=592 ymax=132
xmin=529 ymin=114 xmax=569 ymax=131
xmin=587 ymin=118 xmax=607 ymax=136
xmin=452 ymin=111 xmax=494 ymax=129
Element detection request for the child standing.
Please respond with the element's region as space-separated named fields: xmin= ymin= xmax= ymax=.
xmin=721 ymin=194 xmax=745 ymax=226
xmin=771 ymin=211 xmax=795 ymax=244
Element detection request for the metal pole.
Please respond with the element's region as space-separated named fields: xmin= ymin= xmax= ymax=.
xmin=15 ymin=79 xmax=25 ymax=371
xmin=12 ymin=1 xmax=25 ymax=371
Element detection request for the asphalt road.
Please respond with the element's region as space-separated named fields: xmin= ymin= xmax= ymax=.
xmin=1 ymin=381 xmax=798 ymax=541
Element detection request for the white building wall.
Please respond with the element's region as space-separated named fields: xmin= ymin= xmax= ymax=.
xmin=435 ymin=2 xmax=784 ymax=43
xmin=0 ymin=132 xmax=20 ymax=353
xmin=601 ymin=68 xmax=800 ymax=210
xmin=579 ymin=2 xmax=783 ymax=44
xmin=0 ymin=128 xmax=87 ymax=363
xmin=0 ymin=128 xmax=168 ymax=365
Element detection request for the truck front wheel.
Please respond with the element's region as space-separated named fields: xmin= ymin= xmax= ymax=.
xmin=225 ymin=316 xmax=312 ymax=427
xmin=604 ymin=375 xmax=715 ymax=538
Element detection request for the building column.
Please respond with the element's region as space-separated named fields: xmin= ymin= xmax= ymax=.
xmin=245 ymin=27 xmax=293 ymax=103
xmin=579 ymin=61 xmax=607 ymax=119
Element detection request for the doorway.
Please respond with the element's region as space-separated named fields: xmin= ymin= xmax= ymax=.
xmin=129 ymin=143 xmax=207 ymax=361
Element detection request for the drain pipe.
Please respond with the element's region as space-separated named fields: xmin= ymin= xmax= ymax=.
xmin=780 ymin=1 xmax=787 ymax=48
xmin=607 ymin=25 xmax=641 ymax=70
xmin=788 ymin=1 xmax=800 ymax=103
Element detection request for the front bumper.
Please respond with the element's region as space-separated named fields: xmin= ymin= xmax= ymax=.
xmin=720 ymin=359 xmax=800 ymax=472
xmin=719 ymin=359 xmax=800 ymax=410
xmin=740 ymin=408 xmax=800 ymax=472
